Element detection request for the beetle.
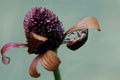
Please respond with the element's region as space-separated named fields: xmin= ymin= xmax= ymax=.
xmin=64 ymin=29 xmax=88 ymax=50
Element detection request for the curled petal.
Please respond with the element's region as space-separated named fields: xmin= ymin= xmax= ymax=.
xmin=28 ymin=32 xmax=48 ymax=53
xmin=41 ymin=50 xmax=61 ymax=71
xmin=65 ymin=17 xmax=101 ymax=36
xmin=1 ymin=43 xmax=27 ymax=64
xmin=2 ymin=55 xmax=10 ymax=65
xmin=29 ymin=54 xmax=42 ymax=78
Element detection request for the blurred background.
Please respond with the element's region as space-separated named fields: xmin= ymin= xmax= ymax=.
xmin=0 ymin=0 xmax=120 ymax=80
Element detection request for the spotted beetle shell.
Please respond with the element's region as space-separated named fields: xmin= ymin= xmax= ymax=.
xmin=67 ymin=29 xmax=88 ymax=50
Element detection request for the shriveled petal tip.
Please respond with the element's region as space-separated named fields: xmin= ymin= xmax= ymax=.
xmin=2 ymin=56 xmax=10 ymax=65
xmin=29 ymin=55 xmax=42 ymax=78
xmin=1 ymin=43 xmax=27 ymax=64
xmin=41 ymin=50 xmax=61 ymax=71
xmin=65 ymin=17 xmax=101 ymax=35
xmin=28 ymin=32 xmax=48 ymax=53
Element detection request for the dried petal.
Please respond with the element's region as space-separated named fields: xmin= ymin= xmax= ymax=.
xmin=1 ymin=43 xmax=27 ymax=64
xmin=41 ymin=50 xmax=61 ymax=71
xmin=29 ymin=54 xmax=42 ymax=78
xmin=28 ymin=32 xmax=48 ymax=53
xmin=65 ymin=17 xmax=101 ymax=36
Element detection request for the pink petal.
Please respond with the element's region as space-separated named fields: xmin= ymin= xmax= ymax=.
xmin=29 ymin=54 xmax=42 ymax=78
xmin=65 ymin=17 xmax=101 ymax=35
xmin=1 ymin=43 xmax=27 ymax=64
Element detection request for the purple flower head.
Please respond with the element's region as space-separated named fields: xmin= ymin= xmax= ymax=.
xmin=24 ymin=7 xmax=64 ymax=54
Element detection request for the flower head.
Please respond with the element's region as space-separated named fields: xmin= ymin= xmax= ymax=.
xmin=1 ymin=7 xmax=101 ymax=78
xmin=24 ymin=7 xmax=64 ymax=54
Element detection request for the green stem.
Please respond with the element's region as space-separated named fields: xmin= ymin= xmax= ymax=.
xmin=53 ymin=50 xmax=61 ymax=80
xmin=53 ymin=67 xmax=61 ymax=80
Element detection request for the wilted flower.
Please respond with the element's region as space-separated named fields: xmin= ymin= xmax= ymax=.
xmin=1 ymin=7 xmax=100 ymax=78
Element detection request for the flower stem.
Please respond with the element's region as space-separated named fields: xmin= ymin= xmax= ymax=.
xmin=53 ymin=67 xmax=61 ymax=80
xmin=53 ymin=50 xmax=61 ymax=80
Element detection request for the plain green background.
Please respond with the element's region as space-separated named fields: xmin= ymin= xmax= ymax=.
xmin=0 ymin=0 xmax=120 ymax=80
